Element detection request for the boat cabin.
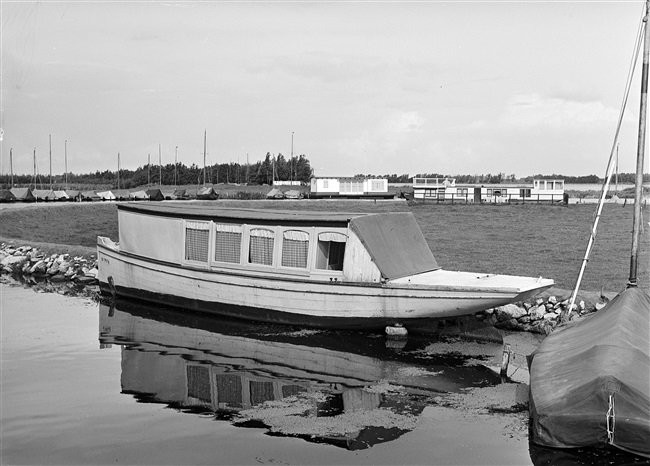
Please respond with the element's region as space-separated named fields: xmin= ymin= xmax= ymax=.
xmin=116 ymin=203 xmax=439 ymax=284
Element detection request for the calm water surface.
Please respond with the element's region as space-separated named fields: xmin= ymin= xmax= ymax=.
xmin=2 ymin=282 xmax=647 ymax=465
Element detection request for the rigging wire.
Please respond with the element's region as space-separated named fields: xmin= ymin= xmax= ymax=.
xmin=564 ymin=5 xmax=647 ymax=319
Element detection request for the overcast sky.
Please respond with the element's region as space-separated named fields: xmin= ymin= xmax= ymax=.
xmin=1 ymin=1 xmax=648 ymax=179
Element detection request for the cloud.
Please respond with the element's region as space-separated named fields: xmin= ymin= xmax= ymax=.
xmin=497 ymin=93 xmax=619 ymax=130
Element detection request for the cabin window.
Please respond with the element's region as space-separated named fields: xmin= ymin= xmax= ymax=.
xmin=185 ymin=221 xmax=210 ymax=263
xmin=520 ymin=188 xmax=531 ymax=198
xmin=281 ymin=230 xmax=310 ymax=268
xmin=214 ymin=224 xmax=242 ymax=264
xmin=487 ymin=189 xmax=493 ymax=197
xmin=457 ymin=188 xmax=468 ymax=196
xmin=249 ymin=228 xmax=274 ymax=266
xmin=316 ymin=232 xmax=346 ymax=271
xmin=370 ymin=180 xmax=384 ymax=191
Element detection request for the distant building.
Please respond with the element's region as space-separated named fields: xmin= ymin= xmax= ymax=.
xmin=309 ymin=177 xmax=393 ymax=199
xmin=412 ymin=178 xmax=565 ymax=203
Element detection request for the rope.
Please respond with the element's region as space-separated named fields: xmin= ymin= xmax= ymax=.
xmin=566 ymin=6 xmax=647 ymax=318
xmin=607 ymin=394 xmax=616 ymax=444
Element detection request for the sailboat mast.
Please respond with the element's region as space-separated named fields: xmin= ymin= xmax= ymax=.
xmin=65 ymin=140 xmax=68 ymax=189
xmin=159 ymin=143 xmax=162 ymax=187
xmin=49 ymin=134 xmax=52 ymax=189
xmin=628 ymin=0 xmax=650 ymax=287
xmin=117 ymin=152 xmax=121 ymax=190
xmin=10 ymin=148 xmax=13 ymax=188
xmin=203 ymin=129 xmax=207 ymax=186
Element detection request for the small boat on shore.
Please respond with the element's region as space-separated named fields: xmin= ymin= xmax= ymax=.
xmin=97 ymin=203 xmax=553 ymax=331
xmin=528 ymin=1 xmax=650 ymax=458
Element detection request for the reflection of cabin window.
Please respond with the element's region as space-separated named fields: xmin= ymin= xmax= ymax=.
xmin=316 ymin=232 xmax=346 ymax=271
xmin=187 ymin=365 xmax=211 ymax=403
xmin=282 ymin=385 xmax=306 ymax=398
xmin=249 ymin=228 xmax=274 ymax=265
xmin=216 ymin=374 xmax=242 ymax=408
xmin=215 ymin=224 xmax=242 ymax=263
xmin=250 ymin=381 xmax=275 ymax=406
xmin=185 ymin=221 xmax=210 ymax=262
xmin=281 ymin=230 xmax=309 ymax=268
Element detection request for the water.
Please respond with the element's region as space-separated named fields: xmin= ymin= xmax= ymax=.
xmin=2 ymin=281 xmax=648 ymax=465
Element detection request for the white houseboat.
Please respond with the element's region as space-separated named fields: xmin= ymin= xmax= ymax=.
xmin=97 ymin=203 xmax=553 ymax=331
xmin=309 ymin=177 xmax=393 ymax=199
xmin=412 ymin=178 xmax=565 ymax=203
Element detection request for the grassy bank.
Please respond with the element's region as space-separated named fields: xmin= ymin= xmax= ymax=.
xmin=1 ymin=200 xmax=648 ymax=292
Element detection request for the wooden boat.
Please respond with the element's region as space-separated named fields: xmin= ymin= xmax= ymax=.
xmin=528 ymin=1 xmax=650 ymax=458
xmin=97 ymin=202 xmax=553 ymax=331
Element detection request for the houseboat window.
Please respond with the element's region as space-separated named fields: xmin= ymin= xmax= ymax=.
xmin=370 ymin=180 xmax=384 ymax=191
xmin=249 ymin=228 xmax=274 ymax=266
xmin=281 ymin=230 xmax=310 ymax=268
xmin=487 ymin=189 xmax=493 ymax=197
xmin=214 ymin=224 xmax=242 ymax=264
xmin=185 ymin=221 xmax=210 ymax=263
xmin=458 ymin=188 xmax=468 ymax=196
xmin=316 ymin=232 xmax=346 ymax=271
xmin=323 ymin=180 xmax=329 ymax=188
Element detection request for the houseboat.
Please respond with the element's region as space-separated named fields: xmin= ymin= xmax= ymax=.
xmin=412 ymin=178 xmax=565 ymax=203
xmin=97 ymin=203 xmax=553 ymax=331
xmin=309 ymin=177 xmax=394 ymax=199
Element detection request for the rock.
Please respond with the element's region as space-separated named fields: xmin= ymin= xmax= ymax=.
xmin=542 ymin=312 xmax=557 ymax=321
xmin=595 ymin=301 xmax=607 ymax=311
xmin=529 ymin=304 xmax=546 ymax=321
xmin=1 ymin=255 xmax=29 ymax=267
xmin=518 ymin=315 xmax=531 ymax=324
xmin=85 ymin=267 xmax=98 ymax=279
xmin=50 ymin=274 xmax=67 ymax=282
xmin=28 ymin=260 xmax=47 ymax=274
xmin=535 ymin=298 xmax=544 ymax=306
xmin=547 ymin=296 xmax=557 ymax=305
xmin=494 ymin=318 xmax=525 ymax=331
xmin=494 ymin=304 xmax=527 ymax=322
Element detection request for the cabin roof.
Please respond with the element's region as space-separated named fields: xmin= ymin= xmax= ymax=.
xmin=117 ymin=202 xmax=363 ymax=224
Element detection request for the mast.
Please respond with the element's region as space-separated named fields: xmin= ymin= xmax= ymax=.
xmin=159 ymin=143 xmax=162 ymax=187
xmin=615 ymin=143 xmax=619 ymax=195
xmin=290 ymin=131 xmax=294 ymax=183
xmin=148 ymin=154 xmax=151 ymax=186
xmin=117 ymin=152 xmax=121 ymax=190
xmin=203 ymin=129 xmax=207 ymax=186
xmin=32 ymin=148 xmax=36 ymax=189
xmin=174 ymin=146 xmax=178 ymax=187
xmin=628 ymin=0 xmax=650 ymax=287
xmin=49 ymin=134 xmax=52 ymax=189
xmin=10 ymin=148 xmax=13 ymax=188
xmin=64 ymin=140 xmax=68 ymax=189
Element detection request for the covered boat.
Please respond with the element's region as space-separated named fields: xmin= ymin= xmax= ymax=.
xmin=10 ymin=187 xmax=35 ymax=202
xmin=528 ymin=287 xmax=650 ymax=457
xmin=97 ymin=203 xmax=552 ymax=331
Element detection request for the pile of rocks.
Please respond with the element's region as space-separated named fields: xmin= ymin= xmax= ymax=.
xmin=477 ymin=295 xmax=604 ymax=334
xmin=0 ymin=243 xmax=98 ymax=285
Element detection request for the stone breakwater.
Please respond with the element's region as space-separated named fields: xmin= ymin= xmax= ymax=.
xmin=0 ymin=243 xmax=99 ymax=286
xmin=475 ymin=295 xmax=606 ymax=335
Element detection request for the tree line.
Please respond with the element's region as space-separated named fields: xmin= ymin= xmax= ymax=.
xmin=1 ymin=152 xmax=313 ymax=189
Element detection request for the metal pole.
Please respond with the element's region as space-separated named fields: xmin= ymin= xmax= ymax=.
xmin=49 ymin=134 xmax=52 ymax=189
xmin=628 ymin=0 xmax=650 ymax=287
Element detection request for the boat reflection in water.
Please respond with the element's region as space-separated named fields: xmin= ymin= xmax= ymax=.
xmin=98 ymin=299 xmax=503 ymax=450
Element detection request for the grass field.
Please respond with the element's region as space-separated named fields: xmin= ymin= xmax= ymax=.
xmin=1 ymin=200 xmax=648 ymax=293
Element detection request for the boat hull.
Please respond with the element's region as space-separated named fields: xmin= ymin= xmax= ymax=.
xmin=98 ymin=239 xmax=550 ymax=331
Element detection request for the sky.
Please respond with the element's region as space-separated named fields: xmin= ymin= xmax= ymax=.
xmin=1 ymin=0 xmax=648 ymax=179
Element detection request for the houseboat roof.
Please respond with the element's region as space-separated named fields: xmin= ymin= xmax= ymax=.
xmin=117 ymin=202 xmax=440 ymax=280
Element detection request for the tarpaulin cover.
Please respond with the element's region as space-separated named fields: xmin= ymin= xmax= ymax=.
xmin=528 ymin=286 xmax=650 ymax=458
xmin=349 ymin=212 xmax=439 ymax=280
xmin=10 ymin=188 xmax=35 ymax=201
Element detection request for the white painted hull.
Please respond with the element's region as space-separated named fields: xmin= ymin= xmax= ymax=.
xmin=98 ymin=237 xmax=553 ymax=330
